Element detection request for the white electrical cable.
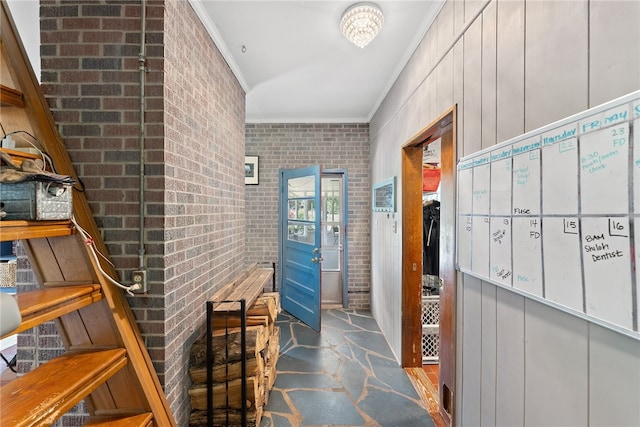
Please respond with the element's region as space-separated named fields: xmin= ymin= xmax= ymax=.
xmin=71 ymin=217 xmax=140 ymax=295
xmin=7 ymin=130 xmax=55 ymax=173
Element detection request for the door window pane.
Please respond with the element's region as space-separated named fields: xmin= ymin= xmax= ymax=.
xmin=287 ymin=175 xmax=316 ymax=245
xmin=288 ymin=222 xmax=315 ymax=244
xmin=288 ymin=176 xmax=315 ymax=198
xmin=322 ymin=247 xmax=340 ymax=271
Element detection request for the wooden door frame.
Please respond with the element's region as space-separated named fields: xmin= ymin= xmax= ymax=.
xmin=401 ymin=106 xmax=456 ymax=426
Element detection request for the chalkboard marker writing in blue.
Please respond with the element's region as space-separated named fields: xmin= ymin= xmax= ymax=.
xmin=559 ymin=140 xmax=576 ymax=153
xmin=514 ymin=166 xmax=530 ymax=185
xmin=582 ymin=120 xmax=601 ymax=133
xmin=491 ymin=150 xmax=511 ymax=161
xmin=604 ymin=110 xmax=628 ymax=124
xmin=513 ymin=142 xmax=541 ymax=154
xmin=581 ymin=149 xmax=620 ymax=174
xmin=542 ymin=128 xmax=577 ymax=145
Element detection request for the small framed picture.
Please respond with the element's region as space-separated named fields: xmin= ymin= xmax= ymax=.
xmin=245 ymin=156 xmax=259 ymax=185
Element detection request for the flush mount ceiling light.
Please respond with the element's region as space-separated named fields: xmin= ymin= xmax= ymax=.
xmin=340 ymin=2 xmax=384 ymax=48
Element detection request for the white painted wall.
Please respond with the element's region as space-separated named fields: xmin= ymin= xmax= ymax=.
xmin=370 ymin=0 xmax=640 ymax=425
xmin=5 ymin=0 xmax=40 ymax=81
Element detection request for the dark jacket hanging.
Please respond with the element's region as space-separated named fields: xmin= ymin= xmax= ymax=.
xmin=423 ymin=200 xmax=440 ymax=277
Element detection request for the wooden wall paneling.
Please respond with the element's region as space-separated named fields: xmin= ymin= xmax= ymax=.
xmin=425 ymin=74 xmax=436 ymax=127
xmin=453 ymin=0 xmax=465 ymax=37
xmin=496 ymin=0 xmax=525 ymax=143
xmin=58 ymin=310 xmax=92 ymax=346
xmin=453 ymin=41 xmax=464 ymax=156
xmin=436 ymin=51 xmax=454 ymax=116
xmin=460 ymin=275 xmax=482 ymax=426
xmin=75 ymin=301 xmax=121 ymax=345
xmin=425 ymin=21 xmax=438 ymax=81
xmin=480 ymin=282 xmax=497 ymax=426
xmin=588 ymin=324 xmax=640 ymax=426
xmin=463 ymin=17 xmax=483 ymax=156
xmin=588 ymin=0 xmax=640 ymax=106
xmin=435 ymin=0 xmax=454 ymax=60
xmin=524 ymin=301 xmax=589 ymax=426
xmin=465 ymin=0 xmax=489 ymax=26
xmin=46 ymin=235 xmax=96 ymax=282
xmin=22 ymin=238 xmax=65 ymax=284
xmin=405 ymin=88 xmax=424 ymax=143
xmin=495 ymin=288 xmax=525 ymax=426
xmin=481 ymin=1 xmax=497 ymax=150
xmin=524 ymin=0 xmax=588 ymax=131
xmin=105 ymin=365 xmax=149 ymax=409
xmin=410 ymin=37 xmax=431 ymax=99
xmin=454 ymin=276 xmax=465 ymax=427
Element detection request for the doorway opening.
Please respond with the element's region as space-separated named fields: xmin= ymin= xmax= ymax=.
xmin=279 ymin=166 xmax=322 ymax=331
xmin=278 ymin=167 xmax=349 ymax=331
xmin=401 ymin=107 xmax=456 ymax=427
xmin=320 ymin=172 xmax=348 ymax=308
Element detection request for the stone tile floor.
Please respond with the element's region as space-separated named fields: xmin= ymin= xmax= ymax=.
xmin=259 ymin=309 xmax=435 ymax=427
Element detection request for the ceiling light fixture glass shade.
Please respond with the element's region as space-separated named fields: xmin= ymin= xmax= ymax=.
xmin=340 ymin=2 xmax=384 ymax=48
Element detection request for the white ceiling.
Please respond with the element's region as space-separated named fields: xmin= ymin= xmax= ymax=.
xmin=190 ymin=1 xmax=445 ymax=123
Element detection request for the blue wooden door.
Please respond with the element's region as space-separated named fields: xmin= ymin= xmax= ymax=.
xmin=279 ymin=166 xmax=322 ymax=331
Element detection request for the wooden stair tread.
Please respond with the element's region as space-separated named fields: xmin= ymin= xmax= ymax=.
xmin=2 ymin=285 xmax=102 ymax=337
xmin=0 ymin=348 xmax=128 ymax=427
xmin=0 ymin=220 xmax=75 ymax=241
xmin=0 ymin=147 xmax=45 ymax=167
xmin=0 ymin=83 xmax=24 ymax=107
xmin=85 ymin=412 xmax=153 ymax=426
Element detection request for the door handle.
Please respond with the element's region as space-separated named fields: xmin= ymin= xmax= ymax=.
xmin=311 ymin=256 xmax=324 ymax=263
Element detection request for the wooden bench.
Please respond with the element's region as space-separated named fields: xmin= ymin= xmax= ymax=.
xmin=210 ymin=263 xmax=274 ymax=312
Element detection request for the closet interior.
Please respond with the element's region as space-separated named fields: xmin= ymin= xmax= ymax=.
xmin=421 ymin=139 xmax=441 ymax=387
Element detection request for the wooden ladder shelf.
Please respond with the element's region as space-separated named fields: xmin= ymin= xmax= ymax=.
xmin=0 ymin=2 xmax=176 ymax=425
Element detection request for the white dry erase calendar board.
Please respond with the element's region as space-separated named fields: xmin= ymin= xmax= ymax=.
xmin=456 ymin=90 xmax=640 ymax=340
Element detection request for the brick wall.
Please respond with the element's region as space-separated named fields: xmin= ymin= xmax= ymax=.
xmin=245 ymin=123 xmax=371 ymax=309
xmin=36 ymin=1 xmax=246 ymax=424
xmin=162 ymin=1 xmax=246 ymax=423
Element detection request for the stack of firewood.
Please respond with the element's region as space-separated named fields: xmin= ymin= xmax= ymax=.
xmin=188 ymin=292 xmax=281 ymax=427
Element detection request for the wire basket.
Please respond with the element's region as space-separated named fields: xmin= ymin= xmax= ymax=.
xmin=0 ymin=262 xmax=17 ymax=288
